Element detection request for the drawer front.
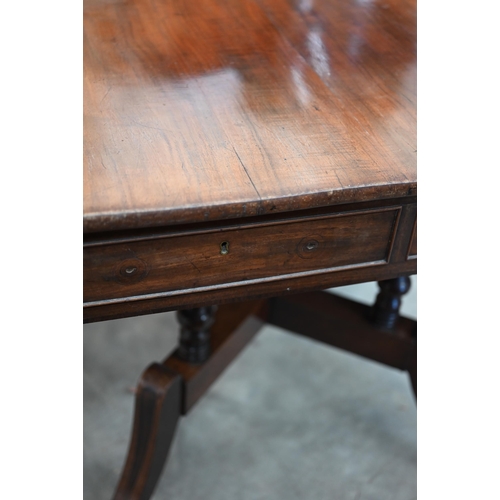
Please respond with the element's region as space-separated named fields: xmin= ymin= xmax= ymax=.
xmin=84 ymin=208 xmax=399 ymax=304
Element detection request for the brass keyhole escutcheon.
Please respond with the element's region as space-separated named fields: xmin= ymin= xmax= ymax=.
xmin=220 ymin=241 xmax=229 ymax=255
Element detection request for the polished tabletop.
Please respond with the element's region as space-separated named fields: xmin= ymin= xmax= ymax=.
xmin=84 ymin=0 xmax=416 ymax=233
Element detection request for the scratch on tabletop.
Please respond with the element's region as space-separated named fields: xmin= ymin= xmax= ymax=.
xmin=232 ymin=146 xmax=262 ymax=199
xmin=99 ymin=85 xmax=112 ymax=105
xmin=332 ymin=168 xmax=344 ymax=188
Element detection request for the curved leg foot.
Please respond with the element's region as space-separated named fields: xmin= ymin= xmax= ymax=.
xmin=113 ymin=363 xmax=182 ymax=500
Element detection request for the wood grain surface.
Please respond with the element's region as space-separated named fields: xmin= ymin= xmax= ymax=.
xmin=84 ymin=0 xmax=416 ymax=233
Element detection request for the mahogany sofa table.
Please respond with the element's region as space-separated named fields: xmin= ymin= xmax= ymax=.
xmin=83 ymin=0 xmax=417 ymax=498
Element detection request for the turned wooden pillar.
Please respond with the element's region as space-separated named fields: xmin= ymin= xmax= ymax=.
xmin=176 ymin=306 xmax=218 ymax=363
xmin=371 ymin=277 xmax=411 ymax=329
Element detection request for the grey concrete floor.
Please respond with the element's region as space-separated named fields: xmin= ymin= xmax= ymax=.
xmin=83 ymin=279 xmax=416 ymax=500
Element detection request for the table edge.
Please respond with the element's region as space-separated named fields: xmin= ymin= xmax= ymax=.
xmin=83 ymin=181 xmax=416 ymax=234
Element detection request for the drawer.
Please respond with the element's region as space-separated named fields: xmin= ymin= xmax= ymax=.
xmin=84 ymin=208 xmax=400 ymax=304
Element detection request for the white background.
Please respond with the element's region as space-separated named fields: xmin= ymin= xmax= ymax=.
xmin=1 ymin=0 xmax=499 ymax=497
